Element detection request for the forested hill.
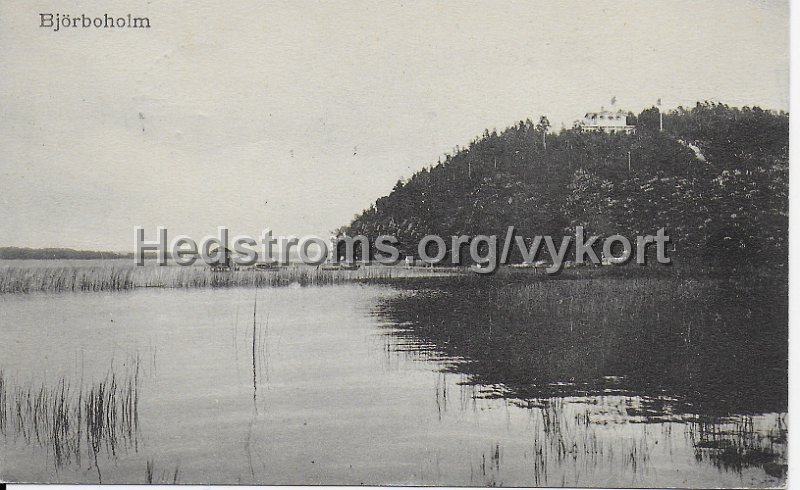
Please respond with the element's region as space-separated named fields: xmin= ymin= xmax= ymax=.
xmin=340 ymin=102 xmax=788 ymax=265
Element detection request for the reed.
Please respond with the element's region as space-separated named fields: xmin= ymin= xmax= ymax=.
xmin=0 ymin=356 xmax=141 ymax=474
xmin=380 ymin=271 xmax=788 ymax=416
xmin=691 ymin=413 xmax=787 ymax=478
xmin=146 ymin=458 xmax=181 ymax=484
xmin=0 ymin=262 xmax=457 ymax=293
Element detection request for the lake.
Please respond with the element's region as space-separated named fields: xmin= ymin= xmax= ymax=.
xmin=0 ymin=282 xmax=787 ymax=487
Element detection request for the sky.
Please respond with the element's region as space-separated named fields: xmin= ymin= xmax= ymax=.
xmin=0 ymin=0 xmax=789 ymax=251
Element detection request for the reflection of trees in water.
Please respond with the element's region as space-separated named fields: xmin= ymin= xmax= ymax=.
xmin=378 ymin=273 xmax=787 ymax=486
xmin=378 ymin=273 xmax=787 ymax=416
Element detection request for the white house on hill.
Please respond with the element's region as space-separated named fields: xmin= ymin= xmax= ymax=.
xmin=582 ymin=109 xmax=636 ymax=134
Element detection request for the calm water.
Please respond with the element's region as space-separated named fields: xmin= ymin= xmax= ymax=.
xmin=0 ymin=284 xmax=787 ymax=486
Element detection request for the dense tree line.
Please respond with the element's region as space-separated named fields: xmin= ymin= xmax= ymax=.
xmin=340 ymin=102 xmax=788 ymax=267
xmin=0 ymin=247 xmax=134 ymax=260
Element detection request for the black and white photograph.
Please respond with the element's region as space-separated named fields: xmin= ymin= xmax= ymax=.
xmin=0 ymin=1 xmax=791 ymax=488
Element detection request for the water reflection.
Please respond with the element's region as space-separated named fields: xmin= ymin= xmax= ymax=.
xmin=0 ymin=282 xmax=788 ymax=487
xmin=378 ymin=275 xmax=787 ymax=412
xmin=375 ymin=274 xmax=788 ymax=486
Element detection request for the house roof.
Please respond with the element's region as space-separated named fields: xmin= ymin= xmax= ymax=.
xmin=585 ymin=109 xmax=627 ymax=118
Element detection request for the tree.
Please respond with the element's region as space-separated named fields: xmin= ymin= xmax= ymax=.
xmin=637 ymin=107 xmax=661 ymax=132
xmin=343 ymin=104 xmax=787 ymax=268
xmin=536 ymin=116 xmax=551 ymax=150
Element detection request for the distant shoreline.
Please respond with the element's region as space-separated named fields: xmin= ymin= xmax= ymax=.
xmin=0 ymin=247 xmax=147 ymax=260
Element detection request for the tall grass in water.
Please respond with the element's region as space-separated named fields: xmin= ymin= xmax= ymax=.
xmin=380 ymin=271 xmax=788 ymax=416
xmin=0 ymin=356 xmax=141 ymax=480
xmin=467 ymin=396 xmax=657 ymax=486
xmin=0 ymin=262 xmax=453 ymax=293
xmin=691 ymin=414 xmax=788 ymax=478
xmin=145 ymin=459 xmax=180 ymax=484
xmin=0 ymin=264 xmax=135 ymax=293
